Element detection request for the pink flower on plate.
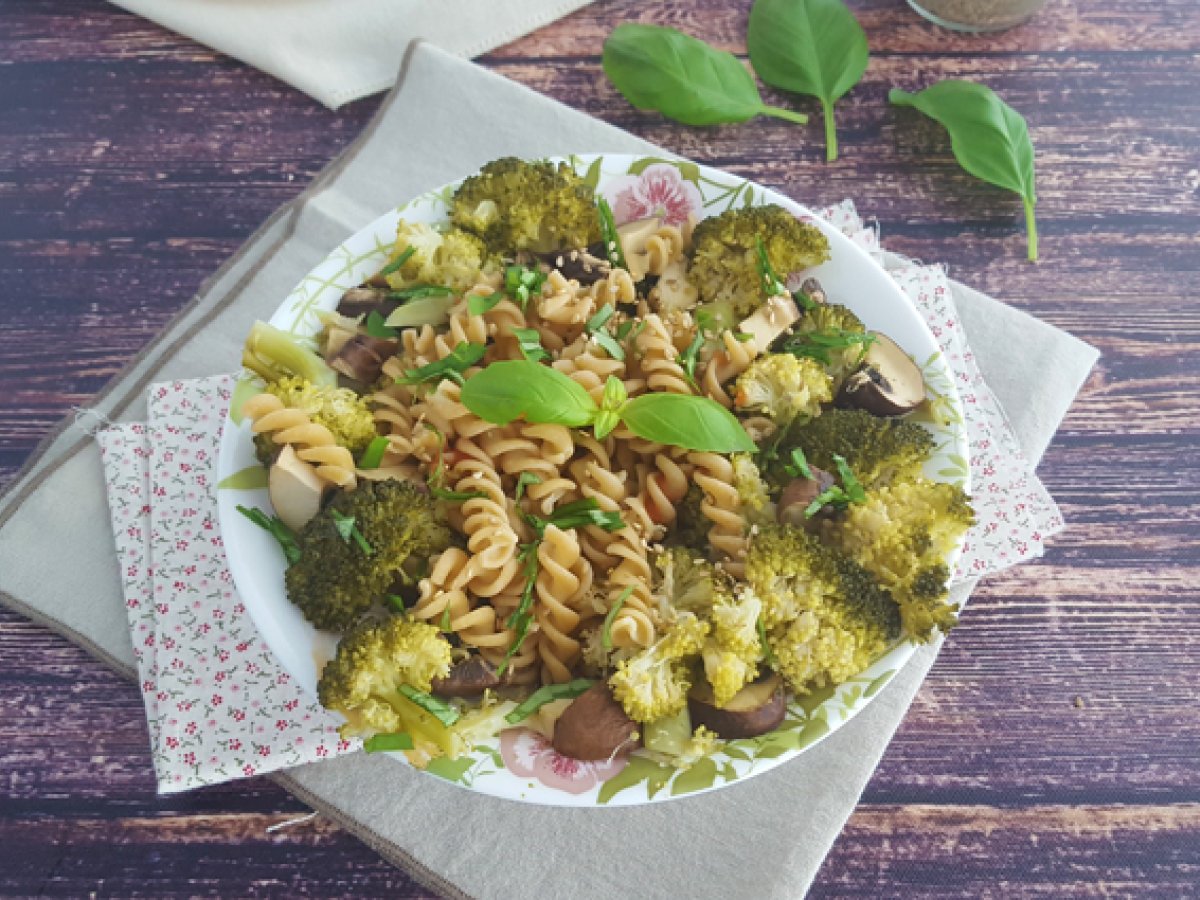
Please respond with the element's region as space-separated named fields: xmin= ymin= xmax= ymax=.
xmin=499 ymin=727 xmax=627 ymax=795
xmin=605 ymin=163 xmax=703 ymax=227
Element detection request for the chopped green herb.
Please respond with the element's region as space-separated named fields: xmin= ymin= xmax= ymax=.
xmin=363 ymin=732 xmax=414 ymax=753
xmin=614 ymin=319 xmax=646 ymax=343
xmin=514 ymin=472 xmax=542 ymax=505
xmin=833 ymin=453 xmax=866 ymax=504
xmin=597 ymin=197 xmax=628 ymax=271
xmin=386 ymin=593 xmax=408 ymax=615
xmin=512 ymin=327 xmax=551 ymax=363
xmin=733 ymin=331 xmax=755 ymax=342
xmin=388 ymin=284 xmax=455 ymax=301
xmin=591 ymin=330 xmax=626 ymax=361
xmin=365 ymin=310 xmax=399 ymax=339
xmin=602 ymin=585 xmax=636 ymax=650
xmin=543 ymin=498 xmax=625 ymax=534
xmin=430 ymin=485 xmax=488 ymax=503
xmin=468 ymin=291 xmax=505 ymax=317
xmin=377 ymin=245 xmax=416 ymax=278
xmin=757 ymin=616 xmax=777 ymax=667
xmin=236 ymin=505 xmax=301 ymax=565
xmin=357 ymin=435 xmax=390 ymax=470
xmin=398 ymin=685 xmax=460 ymax=727
xmin=505 ymin=679 xmax=595 ymax=724
xmin=440 ymin=602 xmax=454 ymax=633
xmin=586 ymin=304 xmax=616 ymax=333
xmin=330 ymin=509 xmax=373 ymax=555
xmin=784 ymin=447 xmax=814 ymax=480
xmin=803 ymin=453 xmax=865 ymax=517
xmin=396 ymin=341 xmax=486 ymax=386
xmin=497 ymin=544 xmax=541 ymax=676
xmin=782 ymin=329 xmax=875 ymax=365
xmin=504 ymin=265 xmax=547 ymax=307
xmin=678 ymin=330 xmax=706 ymax=384
xmin=756 ymin=236 xmax=787 ymax=298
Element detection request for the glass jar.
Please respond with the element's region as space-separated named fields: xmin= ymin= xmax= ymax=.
xmin=907 ymin=0 xmax=1047 ymax=32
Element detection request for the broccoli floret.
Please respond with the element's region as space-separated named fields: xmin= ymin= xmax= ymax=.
xmin=608 ymin=612 xmax=709 ymax=723
xmin=665 ymin=483 xmax=710 ymax=552
xmin=262 ymin=376 xmax=377 ymax=456
xmin=451 ymin=157 xmax=600 ymax=254
xmin=655 ymin=546 xmax=720 ymax=618
xmin=817 ymin=479 xmax=974 ymax=641
xmin=779 ymin=408 xmax=935 ymax=491
xmin=735 ymin=354 xmax=832 ymax=425
xmin=702 ymin=585 xmax=763 ymax=706
xmin=748 ymin=524 xmax=901 ymax=694
xmin=317 ymin=616 xmax=454 ymax=739
xmin=780 ymin=303 xmax=870 ymax=392
xmin=242 ymin=320 xmax=337 ymax=388
xmin=732 ymin=454 xmax=775 ymax=527
xmin=689 ymin=205 xmax=830 ymax=316
xmin=286 ymin=480 xmax=454 ymax=632
xmin=384 ymin=220 xmax=491 ymax=293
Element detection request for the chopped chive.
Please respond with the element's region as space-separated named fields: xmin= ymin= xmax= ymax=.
xmin=757 ymin=616 xmax=777 ymax=667
xmin=505 ymin=679 xmax=594 ymax=724
xmin=398 ymin=685 xmax=460 ymax=727
xmin=365 ymin=310 xmax=399 ymax=339
xmin=597 ymin=197 xmax=628 ymax=271
xmin=512 ymin=327 xmax=550 ymax=363
xmin=386 ymin=594 xmax=408 ymax=615
xmin=591 ymin=330 xmax=626 ymax=361
xmin=330 ymin=509 xmax=373 ymax=555
xmin=363 ymin=732 xmax=414 ymax=753
xmin=586 ymin=304 xmax=616 ymax=333
xmin=236 ymin=505 xmax=301 ymax=565
xmin=601 ymin=585 xmax=636 ymax=650
xmin=358 ymin=436 xmax=390 ymax=470
xmin=377 ymin=245 xmax=416 ymax=278
xmin=396 ymin=342 xmax=486 ymax=386
xmin=387 ymin=284 xmax=455 ymax=301
xmin=468 ymin=291 xmax=505 ymax=317
xmin=430 ymin=485 xmax=488 ymax=503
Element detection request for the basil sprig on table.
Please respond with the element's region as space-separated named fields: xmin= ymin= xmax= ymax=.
xmin=891 ymin=81 xmax=1039 ymax=261
xmin=602 ymin=24 xmax=808 ymax=129
xmin=459 ymin=360 xmax=757 ymax=453
xmin=747 ymin=0 xmax=869 ymax=162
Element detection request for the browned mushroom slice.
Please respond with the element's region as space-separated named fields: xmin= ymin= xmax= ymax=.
xmin=552 ymin=683 xmax=639 ymax=761
xmin=430 ymin=657 xmax=503 ymax=698
xmin=337 ymin=286 xmax=398 ymax=319
xmin=688 ymin=673 xmax=787 ymax=739
xmin=328 ymin=333 xmax=399 ymax=385
xmin=838 ymin=332 xmax=926 ymax=417
xmin=269 ymin=445 xmax=328 ymax=532
xmin=776 ymin=466 xmax=838 ymax=529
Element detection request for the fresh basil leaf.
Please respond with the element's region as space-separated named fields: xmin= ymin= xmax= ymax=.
xmin=602 ymin=585 xmax=636 ymax=650
xmin=363 ymin=732 xmax=414 ymax=753
xmin=357 ymin=435 xmax=389 ymax=470
xmin=890 ymin=80 xmax=1038 ymax=260
xmin=468 ymin=291 xmax=505 ymax=317
xmin=603 ymin=24 xmax=808 ymax=128
xmin=398 ymin=684 xmax=460 ymax=727
xmin=619 ymin=393 xmax=758 ymax=453
xmin=377 ymin=245 xmax=416 ymax=278
xmin=396 ymin=342 xmax=486 ymax=386
xmin=505 ymin=679 xmax=595 ymax=724
xmin=383 ymin=293 xmax=455 ymax=328
xmin=593 ymin=409 xmax=620 ymax=441
xmin=601 ymin=375 xmax=627 ymax=412
xmin=365 ymin=310 xmax=399 ymax=339
xmin=460 ymin=360 xmax=599 ymax=428
xmin=747 ymin=0 xmax=868 ymax=162
xmin=236 ymin=505 xmax=301 ymax=565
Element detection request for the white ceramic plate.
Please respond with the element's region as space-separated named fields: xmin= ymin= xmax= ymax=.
xmin=217 ymin=154 xmax=969 ymax=806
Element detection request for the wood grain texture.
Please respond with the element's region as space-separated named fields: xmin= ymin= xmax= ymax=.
xmin=1 ymin=0 xmax=1197 ymax=896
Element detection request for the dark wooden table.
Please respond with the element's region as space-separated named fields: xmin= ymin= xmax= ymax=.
xmin=2 ymin=0 xmax=1198 ymax=895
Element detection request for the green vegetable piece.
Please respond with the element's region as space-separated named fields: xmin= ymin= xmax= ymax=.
xmin=398 ymin=684 xmax=461 ymax=727
xmin=747 ymin=0 xmax=869 ymax=162
xmin=330 ymin=509 xmax=373 ymax=556
xmin=890 ymin=80 xmax=1039 ymax=261
xmin=511 ymin=327 xmax=551 ymax=363
xmin=358 ymin=435 xmax=389 ymax=470
xmin=363 ymin=732 xmax=414 ymax=753
xmin=514 ymin=472 xmax=542 ymax=505
xmin=388 ymin=284 xmax=455 ymax=301
xmin=586 ymin=304 xmax=616 ymax=333
xmin=832 ymin=453 xmax=866 ymax=504
xmin=386 ymin=593 xmax=408 ymax=615
xmin=602 ymin=585 xmax=636 ymax=650
xmin=619 ymin=393 xmax=758 ymax=453
xmin=460 ymin=360 xmax=599 ymax=428
xmin=602 ymin=24 xmax=808 ymax=128
xmin=545 ymin=498 xmax=625 ymax=534
xmin=396 ymin=342 xmax=486 ymax=386
xmin=236 ymin=504 xmax=302 ymax=565
xmin=784 ymin=447 xmax=814 ymax=480
xmin=591 ymin=330 xmax=626 ymax=361
xmin=364 ymin=310 xmax=399 ymax=339
xmin=430 ymin=485 xmax=488 ymax=503
xmin=505 ymin=679 xmax=595 ymax=724
xmin=377 ymin=245 xmax=416 ymax=278
xmin=468 ymin=291 xmax=505 ymax=317
xmin=597 ymin=197 xmax=629 ymax=270
xmin=384 ymin=293 xmax=456 ymax=328
xmin=678 ymin=331 xmax=706 ymax=383
xmin=504 ymin=265 xmax=547 ymax=307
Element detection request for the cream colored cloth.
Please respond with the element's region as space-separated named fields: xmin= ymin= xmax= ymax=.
xmin=110 ymin=0 xmax=595 ymax=108
xmin=0 ymin=43 xmax=1098 ymax=899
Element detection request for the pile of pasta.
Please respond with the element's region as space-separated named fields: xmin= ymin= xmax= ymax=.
xmin=331 ymin=217 xmax=761 ymax=688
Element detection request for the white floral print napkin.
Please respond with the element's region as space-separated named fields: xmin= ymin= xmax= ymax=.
xmin=95 ymin=202 xmax=1060 ymax=793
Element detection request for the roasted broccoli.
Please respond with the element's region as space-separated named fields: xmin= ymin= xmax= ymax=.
xmin=780 ymin=303 xmax=871 ymax=392
xmin=702 ymin=585 xmax=763 ymax=706
xmin=734 ymin=354 xmax=833 ymax=425
xmin=608 ymin=612 xmax=709 ymax=723
xmin=285 ymin=480 xmax=453 ymax=632
xmin=253 ymin=376 xmax=377 ymax=465
xmin=689 ymin=205 xmax=830 ymax=316
xmin=451 ymin=157 xmax=600 ymax=254
xmin=384 ymin=220 xmax=491 ymax=293
xmin=816 ymin=479 xmax=974 ymax=641
xmin=747 ymin=524 xmax=901 ymax=694
xmin=242 ymin=320 xmax=337 ymax=388
xmin=317 ymin=616 xmax=454 ymax=738
xmin=778 ymin=408 xmax=935 ymax=491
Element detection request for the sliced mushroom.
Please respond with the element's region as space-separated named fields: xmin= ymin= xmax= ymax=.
xmin=787 ymin=275 xmax=828 ymax=306
xmin=552 ymin=683 xmax=639 ymax=761
xmin=737 ymin=294 xmax=802 ymax=351
xmin=329 ymin=333 xmax=399 ymax=385
xmin=616 ymin=217 xmax=663 ymax=282
xmin=268 ymin=445 xmax=328 ymax=532
xmin=431 ymin=656 xmax=503 ymax=698
xmin=776 ymin=467 xmax=838 ymax=529
xmin=535 ymin=245 xmax=612 ymax=285
xmin=838 ymin=332 xmax=926 ymax=417
xmin=337 ymin=286 xmax=397 ymax=320
xmin=688 ymin=673 xmax=787 ymax=739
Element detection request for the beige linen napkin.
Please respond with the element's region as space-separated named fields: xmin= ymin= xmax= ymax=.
xmin=0 ymin=43 xmax=1098 ymax=899
xmin=109 ymin=0 xmax=595 ymax=108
